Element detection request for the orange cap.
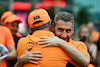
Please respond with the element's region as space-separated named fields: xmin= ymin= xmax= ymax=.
xmin=4 ymin=14 xmax=22 ymax=24
xmin=1 ymin=11 xmax=14 ymax=22
xmin=28 ymin=9 xmax=51 ymax=28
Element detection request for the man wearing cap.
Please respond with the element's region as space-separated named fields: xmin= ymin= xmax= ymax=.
xmin=15 ymin=9 xmax=90 ymax=67
xmin=0 ymin=25 xmax=16 ymax=67
xmin=0 ymin=11 xmax=14 ymax=25
xmin=3 ymin=14 xmax=22 ymax=67
xmin=1 ymin=11 xmax=22 ymax=37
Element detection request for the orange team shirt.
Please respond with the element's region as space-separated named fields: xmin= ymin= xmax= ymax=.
xmin=92 ymin=30 xmax=99 ymax=42
xmin=0 ymin=26 xmax=15 ymax=67
xmin=68 ymin=39 xmax=90 ymax=57
xmin=17 ymin=30 xmax=89 ymax=67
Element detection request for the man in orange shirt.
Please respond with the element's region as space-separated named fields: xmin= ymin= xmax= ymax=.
xmin=38 ymin=11 xmax=90 ymax=67
xmin=15 ymin=9 xmax=90 ymax=67
xmin=4 ymin=14 xmax=22 ymax=38
xmin=3 ymin=14 xmax=22 ymax=67
xmin=0 ymin=25 xmax=16 ymax=67
xmin=1 ymin=11 xmax=22 ymax=38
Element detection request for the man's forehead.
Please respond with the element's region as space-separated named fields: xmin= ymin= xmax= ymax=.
xmin=56 ymin=20 xmax=73 ymax=25
xmin=57 ymin=26 xmax=72 ymax=30
xmin=56 ymin=23 xmax=73 ymax=28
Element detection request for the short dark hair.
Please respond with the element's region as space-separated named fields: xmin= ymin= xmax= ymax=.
xmin=54 ymin=11 xmax=74 ymax=25
xmin=31 ymin=21 xmax=50 ymax=31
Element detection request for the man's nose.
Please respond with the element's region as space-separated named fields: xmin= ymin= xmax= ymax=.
xmin=13 ymin=26 xmax=18 ymax=30
xmin=61 ymin=30 xmax=67 ymax=38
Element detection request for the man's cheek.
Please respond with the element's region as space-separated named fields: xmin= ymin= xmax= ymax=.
xmin=55 ymin=32 xmax=61 ymax=36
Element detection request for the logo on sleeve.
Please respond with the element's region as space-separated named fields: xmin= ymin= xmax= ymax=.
xmin=73 ymin=44 xmax=77 ymax=47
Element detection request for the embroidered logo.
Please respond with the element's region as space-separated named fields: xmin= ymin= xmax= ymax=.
xmin=27 ymin=42 xmax=38 ymax=45
xmin=73 ymin=44 xmax=77 ymax=47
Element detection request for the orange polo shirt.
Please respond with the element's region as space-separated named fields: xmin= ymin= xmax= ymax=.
xmin=17 ymin=30 xmax=86 ymax=67
xmin=68 ymin=39 xmax=90 ymax=57
xmin=0 ymin=26 xmax=15 ymax=67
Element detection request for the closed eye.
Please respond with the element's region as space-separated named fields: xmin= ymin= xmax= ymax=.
xmin=66 ymin=29 xmax=71 ymax=33
xmin=58 ymin=28 xmax=63 ymax=31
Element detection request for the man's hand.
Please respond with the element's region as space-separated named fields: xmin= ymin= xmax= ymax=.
xmin=19 ymin=46 xmax=43 ymax=64
xmin=38 ymin=36 xmax=64 ymax=47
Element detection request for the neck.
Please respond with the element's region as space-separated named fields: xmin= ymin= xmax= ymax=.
xmin=42 ymin=27 xmax=50 ymax=31
xmin=31 ymin=27 xmax=50 ymax=34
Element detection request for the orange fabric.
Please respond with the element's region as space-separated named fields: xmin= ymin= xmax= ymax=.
xmin=28 ymin=9 xmax=51 ymax=28
xmin=16 ymin=32 xmax=22 ymax=38
xmin=0 ymin=61 xmax=7 ymax=67
xmin=87 ymin=64 xmax=95 ymax=67
xmin=4 ymin=14 xmax=22 ymax=24
xmin=69 ymin=39 xmax=90 ymax=57
xmin=1 ymin=11 xmax=14 ymax=22
xmin=92 ymin=30 xmax=99 ymax=42
xmin=17 ymin=30 xmax=82 ymax=67
xmin=0 ymin=26 xmax=15 ymax=67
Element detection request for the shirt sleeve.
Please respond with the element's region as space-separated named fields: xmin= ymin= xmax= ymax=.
xmin=5 ymin=27 xmax=15 ymax=47
xmin=17 ymin=38 xmax=28 ymax=59
xmin=77 ymin=42 xmax=90 ymax=57
xmin=67 ymin=42 xmax=82 ymax=67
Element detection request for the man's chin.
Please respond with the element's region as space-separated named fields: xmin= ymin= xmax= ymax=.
xmin=61 ymin=38 xmax=69 ymax=42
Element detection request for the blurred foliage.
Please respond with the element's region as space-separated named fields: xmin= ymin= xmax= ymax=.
xmin=47 ymin=7 xmax=55 ymax=22
xmin=0 ymin=6 xmax=6 ymax=18
xmin=77 ymin=7 xmax=88 ymax=26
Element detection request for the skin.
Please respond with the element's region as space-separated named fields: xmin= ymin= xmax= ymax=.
xmin=80 ymin=27 xmax=97 ymax=62
xmin=5 ymin=21 xmax=19 ymax=36
xmin=3 ymin=22 xmax=18 ymax=62
xmin=6 ymin=46 xmax=16 ymax=60
xmin=54 ymin=20 xmax=74 ymax=41
xmin=14 ymin=21 xmax=90 ymax=67
xmin=80 ymin=27 xmax=90 ymax=43
xmin=0 ymin=21 xmax=16 ymax=64
xmin=87 ymin=22 xmax=94 ymax=31
xmin=0 ymin=21 xmax=4 ymax=25
xmin=14 ymin=46 xmax=43 ymax=67
xmin=14 ymin=27 xmax=50 ymax=67
xmin=38 ymin=20 xmax=90 ymax=66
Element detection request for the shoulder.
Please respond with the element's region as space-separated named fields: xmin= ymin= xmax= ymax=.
xmin=73 ymin=41 xmax=87 ymax=50
xmin=17 ymin=36 xmax=29 ymax=51
xmin=90 ymin=44 xmax=97 ymax=49
xmin=73 ymin=40 xmax=85 ymax=46
xmin=70 ymin=39 xmax=86 ymax=48
xmin=0 ymin=26 xmax=9 ymax=30
xmin=18 ymin=37 xmax=28 ymax=43
xmin=17 ymin=34 xmax=30 ymax=44
xmin=0 ymin=26 xmax=11 ymax=33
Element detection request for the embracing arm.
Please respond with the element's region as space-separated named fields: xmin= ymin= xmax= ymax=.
xmin=39 ymin=36 xmax=90 ymax=66
xmin=90 ymin=44 xmax=97 ymax=62
xmin=14 ymin=58 xmax=24 ymax=67
xmin=59 ymin=41 xmax=90 ymax=66
xmin=14 ymin=46 xmax=43 ymax=67
xmin=6 ymin=45 xmax=16 ymax=60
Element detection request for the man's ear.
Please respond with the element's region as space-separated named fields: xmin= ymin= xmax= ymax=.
xmin=72 ymin=26 xmax=74 ymax=34
xmin=51 ymin=22 xmax=55 ymax=32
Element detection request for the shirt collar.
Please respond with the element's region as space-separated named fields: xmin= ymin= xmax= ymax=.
xmin=29 ymin=30 xmax=55 ymax=42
